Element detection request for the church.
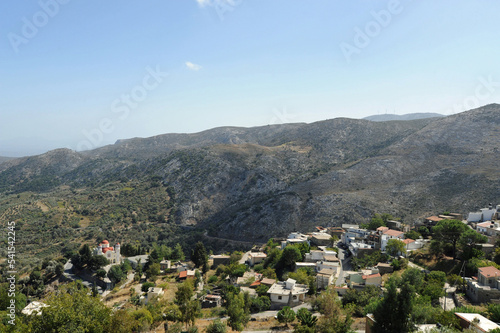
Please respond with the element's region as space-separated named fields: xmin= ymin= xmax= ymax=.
xmin=93 ymin=240 xmax=121 ymax=264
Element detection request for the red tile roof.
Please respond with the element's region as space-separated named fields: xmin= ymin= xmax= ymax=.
xmin=426 ymin=216 xmax=443 ymax=222
xmin=383 ymin=229 xmax=404 ymax=237
xmin=362 ymin=273 xmax=381 ymax=280
xmin=478 ymin=266 xmax=500 ymax=278
xmin=403 ymin=239 xmax=415 ymax=244
xmin=101 ymin=240 xmax=109 ymax=244
xmin=102 ymin=247 xmax=114 ymax=253
xmin=250 ymin=281 xmax=261 ymax=287
xmin=178 ymin=271 xmax=188 ymax=279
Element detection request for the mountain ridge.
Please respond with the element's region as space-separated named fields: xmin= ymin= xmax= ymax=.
xmin=1 ymin=104 xmax=499 ymax=251
xmin=364 ymin=112 xmax=444 ymax=122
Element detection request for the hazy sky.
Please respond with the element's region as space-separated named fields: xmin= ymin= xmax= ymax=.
xmin=1 ymin=1 xmax=500 ymax=156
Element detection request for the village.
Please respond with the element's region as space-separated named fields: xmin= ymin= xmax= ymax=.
xmin=16 ymin=203 xmax=500 ymax=333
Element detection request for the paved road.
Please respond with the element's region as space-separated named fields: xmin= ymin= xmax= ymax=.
xmin=63 ymin=260 xmax=105 ymax=295
xmin=439 ymin=284 xmax=456 ymax=311
xmin=336 ymin=248 xmax=352 ymax=286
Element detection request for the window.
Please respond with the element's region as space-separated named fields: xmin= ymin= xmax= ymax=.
xmin=293 ymin=295 xmax=297 ymax=300
xmin=278 ymin=296 xmax=282 ymax=300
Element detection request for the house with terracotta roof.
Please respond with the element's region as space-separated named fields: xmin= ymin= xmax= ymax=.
xmin=347 ymin=268 xmax=382 ymax=288
xmin=466 ymin=266 xmax=500 ymax=303
xmin=424 ymin=216 xmax=443 ymax=227
xmin=93 ymin=240 xmax=121 ymax=264
xmin=380 ymin=229 xmax=405 ymax=251
xmin=178 ymin=269 xmax=196 ymax=280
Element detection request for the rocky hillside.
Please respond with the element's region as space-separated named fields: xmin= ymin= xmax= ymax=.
xmin=1 ymin=104 xmax=499 ymax=256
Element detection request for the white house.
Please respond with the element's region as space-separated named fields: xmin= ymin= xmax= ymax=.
xmin=467 ymin=205 xmax=500 ymax=222
xmin=146 ymin=287 xmax=164 ymax=304
xmin=248 ymin=252 xmax=267 ymax=266
xmin=380 ymin=229 xmax=405 ymax=251
xmin=267 ymin=278 xmax=308 ymax=307
xmin=316 ymin=260 xmax=340 ymax=274
xmin=282 ymin=232 xmax=309 ymax=248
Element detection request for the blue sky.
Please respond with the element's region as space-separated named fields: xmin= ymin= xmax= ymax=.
xmin=1 ymin=0 xmax=500 ymax=156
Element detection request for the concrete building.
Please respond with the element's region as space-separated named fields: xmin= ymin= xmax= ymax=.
xmin=468 ymin=204 xmax=500 ymax=222
xmin=267 ymin=278 xmax=308 ymax=308
xmin=466 ymin=266 xmax=500 ymax=303
xmin=455 ymin=312 xmax=500 ymax=332
xmin=310 ymin=233 xmax=332 ymax=247
xmin=146 ymin=287 xmax=164 ymax=304
xmin=202 ymin=294 xmax=222 ymax=308
xmin=160 ymin=259 xmax=171 ymax=271
xmin=212 ymin=255 xmax=231 ymax=268
xmin=247 ymin=252 xmax=267 ymax=266
xmin=316 ymin=269 xmax=336 ymax=290
xmin=124 ymin=254 xmax=149 ymax=269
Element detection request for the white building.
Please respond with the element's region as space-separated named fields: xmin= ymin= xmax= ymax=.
xmin=93 ymin=240 xmax=121 ymax=264
xmin=267 ymin=278 xmax=308 ymax=306
xmin=248 ymin=252 xmax=267 ymax=266
xmin=146 ymin=287 xmax=164 ymax=304
xmin=467 ymin=204 xmax=500 ymax=222
xmin=380 ymin=229 xmax=404 ymax=251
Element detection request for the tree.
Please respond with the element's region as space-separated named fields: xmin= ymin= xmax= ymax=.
xmin=405 ymin=230 xmax=421 ymax=240
xmin=205 ymin=319 xmax=227 ymax=333
xmin=107 ymin=265 xmax=125 ymax=284
xmin=365 ymin=215 xmax=386 ymax=230
xmin=372 ymin=278 xmax=414 ymax=333
xmin=227 ymin=292 xmax=250 ymax=331
xmin=401 ymin=268 xmax=424 ymax=293
xmin=89 ymin=255 xmax=109 ymax=271
xmin=79 ymin=244 xmax=93 ymax=267
xmin=459 ymin=229 xmax=488 ymax=252
xmin=172 ymin=243 xmax=185 ymax=261
xmin=277 ymin=306 xmax=296 ymax=327
xmin=281 ymin=246 xmax=302 ymax=268
xmin=314 ymin=287 xmax=353 ymax=333
xmin=249 ymin=296 xmax=271 ymax=313
xmin=296 ymin=308 xmax=317 ymax=328
xmin=432 ymin=219 xmax=468 ymax=260
xmin=175 ymin=280 xmax=200 ymax=329
xmin=146 ymin=263 xmax=161 ymax=280
xmin=29 ymin=282 xmax=112 ymax=332
xmin=191 ymin=242 xmax=208 ymax=271
xmin=142 ymin=281 xmax=155 ymax=292
xmin=386 ymin=239 xmax=406 ymax=257
xmin=488 ymin=304 xmax=500 ymax=323
xmin=109 ymin=309 xmax=137 ymax=333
